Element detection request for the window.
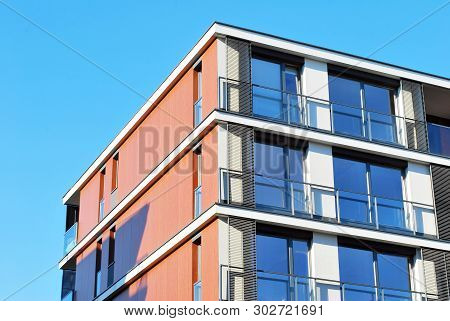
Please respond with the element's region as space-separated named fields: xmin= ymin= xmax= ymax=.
xmin=333 ymin=156 xmax=405 ymax=230
xmin=193 ymin=147 xmax=202 ymax=218
xmin=99 ymin=168 xmax=106 ymax=221
xmin=254 ymin=137 xmax=305 ymax=215
xmin=107 ymin=227 xmax=115 ymax=287
xmin=193 ymin=237 xmax=202 ymax=301
xmin=111 ymin=153 xmax=119 ymax=191
xmin=251 ymin=57 xmax=302 ymax=125
xmin=94 ymin=240 xmax=102 ymax=297
xmin=256 ymin=233 xmax=309 ymax=301
xmin=194 ymin=62 xmax=202 ymax=127
xmin=338 ymin=245 xmax=411 ymax=301
xmin=328 ymin=75 xmax=397 ymax=144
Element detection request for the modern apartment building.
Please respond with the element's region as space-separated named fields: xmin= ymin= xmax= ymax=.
xmin=60 ymin=23 xmax=450 ymax=301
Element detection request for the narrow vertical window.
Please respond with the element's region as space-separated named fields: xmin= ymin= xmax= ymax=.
xmin=94 ymin=240 xmax=102 ymax=297
xmin=107 ymin=227 xmax=116 ymax=287
xmin=194 ymin=62 xmax=202 ymax=127
xmin=111 ymin=153 xmax=119 ymax=191
xmin=99 ymin=168 xmax=106 ymax=221
xmin=193 ymin=147 xmax=202 ymax=218
xmin=193 ymin=237 xmax=202 ymax=300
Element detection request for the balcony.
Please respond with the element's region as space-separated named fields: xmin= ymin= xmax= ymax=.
xmin=220 ymin=168 xmax=437 ymax=238
xmin=219 ymin=265 xmax=427 ymax=301
xmin=61 ymin=270 xmax=76 ymax=301
xmin=428 ymin=122 xmax=450 ymax=157
xmin=219 ymin=77 xmax=443 ymax=154
xmin=61 ymin=289 xmax=75 ymax=301
xmin=63 ymin=223 xmax=78 ymax=255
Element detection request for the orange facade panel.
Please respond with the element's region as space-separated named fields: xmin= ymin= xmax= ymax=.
xmin=76 ymin=40 xmax=218 ymax=246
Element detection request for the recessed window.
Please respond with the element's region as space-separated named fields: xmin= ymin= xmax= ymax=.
xmin=251 ymin=57 xmax=302 ymax=125
xmin=338 ymin=245 xmax=411 ymax=301
xmin=194 ymin=62 xmax=202 ymax=127
xmin=256 ymin=233 xmax=309 ymax=301
xmin=111 ymin=153 xmax=119 ymax=192
xmin=333 ymin=156 xmax=404 ymax=229
xmin=94 ymin=239 xmax=102 ymax=297
xmin=193 ymin=237 xmax=202 ymax=301
xmin=107 ymin=227 xmax=116 ymax=287
xmin=328 ymin=75 xmax=397 ymax=143
xmin=193 ymin=147 xmax=202 ymax=218
xmin=99 ymin=168 xmax=106 ymax=221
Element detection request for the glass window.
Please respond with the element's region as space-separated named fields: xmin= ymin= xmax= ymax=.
xmin=252 ymin=58 xmax=283 ymax=120
xmin=428 ymin=123 xmax=450 ymax=157
xmin=338 ymin=245 xmax=411 ymax=301
xmin=329 ymin=76 xmax=397 ymax=144
xmin=377 ymin=253 xmax=411 ymax=300
xmin=338 ymin=246 xmax=376 ymax=301
xmin=333 ymin=156 xmax=406 ymax=229
xmin=333 ymin=157 xmax=370 ymax=224
xmin=329 ymin=76 xmax=363 ymax=137
xmin=255 ymin=142 xmax=304 ymax=214
xmin=370 ymin=165 xmax=405 ymax=230
xmin=257 ymin=235 xmax=289 ymax=301
xmin=257 ymin=234 xmax=309 ymax=301
xmin=257 ymin=234 xmax=289 ymax=274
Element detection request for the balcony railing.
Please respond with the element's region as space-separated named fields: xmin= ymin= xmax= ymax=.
xmin=194 ymin=97 xmax=202 ymax=127
xmin=63 ymin=223 xmax=78 ymax=255
xmin=194 ymin=186 xmax=202 ymax=218
xmin=194 ymin=281 xmax=202 ymax=301
xmin=219 ymin=77 xmax=434 ymax=151
xmin=219 ymin=265 xmax=427 ymax=301
xmin=220 ymin=168 xmax=437 ymax=238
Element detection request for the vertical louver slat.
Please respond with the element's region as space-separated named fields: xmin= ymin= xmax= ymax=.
xmin=402 ymin=80 xmax=428 ymax=152
xmin=422 ymin=248 xmax=450 ymax=301
xmin=226 ymin=37 xmax=252 ymax=115
xmin=227 ymin=124 xmax=255 ymax=207
xmin=431 ymin=164 xmax=450 ymax=241
xmin=228 ymin=217 xmax=257 ymax=301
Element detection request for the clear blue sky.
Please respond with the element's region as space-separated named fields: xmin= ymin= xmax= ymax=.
xmin=0 ymin=0 xmax=448 ymax=301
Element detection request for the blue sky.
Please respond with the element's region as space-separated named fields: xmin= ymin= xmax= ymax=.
xmin=0 ymin=0 xmax=448 ymax=301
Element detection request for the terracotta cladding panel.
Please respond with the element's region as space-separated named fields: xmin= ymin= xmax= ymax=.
xmin=112 ymin=241 xmax=193 ymax=301
xmin=202 ymin=127 xmax=218 ymax=211
xmin=77 ymin=41 xmax=219 ymax=239
xmin=202 ymin=40 xmax=218 ymax=118
xmin=201 ymin=219 xmax=219 ymax=300
xmin=74 ymin=242 xmax=97 ymax=301
xmin=108 ymin=151 xmax=194 ymax=282
xmin=78 ymin=174 xmax=100 ymax=240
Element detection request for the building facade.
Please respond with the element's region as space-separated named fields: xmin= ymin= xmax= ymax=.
xmin=60 ymin=23 xmax=450 ymax=301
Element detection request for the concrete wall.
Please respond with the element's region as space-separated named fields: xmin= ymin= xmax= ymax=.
xmin=305 ymin=142 xmax=336 ymax=219
xmin=301 ymin=59 xmax=331 ymax=131
xmin=405 ymin=162 xmax=437 ymax=236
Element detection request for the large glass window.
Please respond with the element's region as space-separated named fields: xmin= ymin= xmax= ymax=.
xmin=338 ymin=245 xmax=411 ymax=301
xmin=257 ymin=234 xmax=309 ymax=301
xmin=252 ymin=58 xmax=302 ymax=124
xmin=329 ymin=75 xmax=397 ymax=144
xmin=333 ymin=156 xmax=406 ymax=230
xmin=254 ymin=141 xmax=305 ymax=215
xmin=428 ymin=122 xmax=450 ymax=157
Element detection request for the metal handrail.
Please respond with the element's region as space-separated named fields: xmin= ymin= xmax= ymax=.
xmin=219 ymin=168 xmax=437 ymax=236
xmin=219 ymin=264 xmax=427 ymax=301
xmin=219 ymin=76 xmax=422 ymax=124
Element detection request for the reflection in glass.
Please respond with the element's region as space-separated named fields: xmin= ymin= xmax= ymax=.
xmin=428 ymin=123 xmax=450 ymax=157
